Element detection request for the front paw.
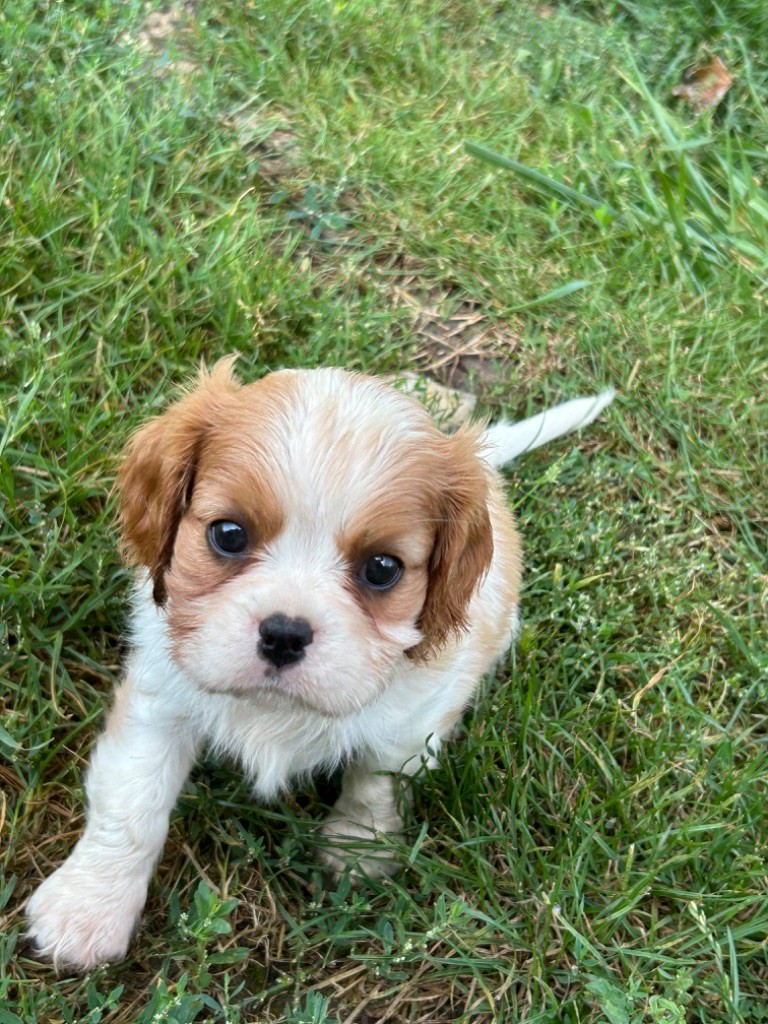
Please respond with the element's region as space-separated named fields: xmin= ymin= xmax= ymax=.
xmin=26 ymin=857 xmax=147 ymax=970
xmin=320 ymin=811 xmax=403 ymax=881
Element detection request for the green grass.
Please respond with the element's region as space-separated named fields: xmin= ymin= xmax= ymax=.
xmin=1 ymin=0 xmax=767 ymax=1021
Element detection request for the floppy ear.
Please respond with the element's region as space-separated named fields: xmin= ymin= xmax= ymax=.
xmin=117 ymin=358 xmax=240 ymax=604
xmin=408 ymin=427 xmax=494 ymax=662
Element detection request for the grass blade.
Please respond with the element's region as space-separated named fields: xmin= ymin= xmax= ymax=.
xmin=466 ymin=140 xmax=615 ymax=214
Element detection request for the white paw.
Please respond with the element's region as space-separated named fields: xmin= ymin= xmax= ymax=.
xmin=26 ymin=856 xmax=148 ymax=971
xmin=319 ymin=812 xmax=402 ymax=880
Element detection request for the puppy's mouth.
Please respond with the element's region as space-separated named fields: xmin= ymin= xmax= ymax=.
xmin=196 ymin=664 xmax=356 ymax=718
xmin=261 ymin=663 xmax=301 ymax=687
xmin=193 ymin=660 xmax=305 ymax=700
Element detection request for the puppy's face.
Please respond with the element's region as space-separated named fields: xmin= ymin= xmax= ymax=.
xmin=118 ymin=364 xmax=493 ymax=716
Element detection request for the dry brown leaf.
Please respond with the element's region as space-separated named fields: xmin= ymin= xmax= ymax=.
xmin=672 ymin=55 xmax=733 ymax=111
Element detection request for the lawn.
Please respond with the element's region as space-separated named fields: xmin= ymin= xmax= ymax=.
xmin=1 ymin=1 xmax=766 ymax=1021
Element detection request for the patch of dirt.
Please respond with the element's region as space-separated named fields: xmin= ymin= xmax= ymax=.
xmin=229 ymin=115 xmax=304 ymax=182
xmin=132 ymin=2 xmax=200 ymax=78
xmin=393 ymin=286 xmax=523 ymax=393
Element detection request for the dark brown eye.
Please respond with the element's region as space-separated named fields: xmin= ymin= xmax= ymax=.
xmin=208 ymin=520 xmax=248 ymax=556
xmin=359 ymin=554 xmax=403 ymax=591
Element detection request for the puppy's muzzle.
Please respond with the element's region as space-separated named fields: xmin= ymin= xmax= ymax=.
xmin=258 ymin=613 xmax=314 ymax=669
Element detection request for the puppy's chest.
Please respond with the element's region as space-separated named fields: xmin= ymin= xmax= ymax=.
xmin=200 ymin=694 xmax=364 ymax=798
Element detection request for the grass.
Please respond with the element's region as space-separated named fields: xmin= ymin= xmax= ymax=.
xmin=1 ymin=0 xmax=766 ymax=1020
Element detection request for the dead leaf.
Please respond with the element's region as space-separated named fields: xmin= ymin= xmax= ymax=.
xmin=672 ymin=55 xmax=733 ymax=111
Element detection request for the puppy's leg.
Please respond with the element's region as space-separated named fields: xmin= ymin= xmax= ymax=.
xmin=26 ymin=679 xmax=198 ymax=970
xmin=321 ymin=747 xmax=433 ymax=879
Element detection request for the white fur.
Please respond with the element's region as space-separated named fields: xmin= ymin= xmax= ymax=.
xmin=483 ymin=389 xmax=615 ymax=468
xmin=26 ymin=371 xmax=612 ymax=970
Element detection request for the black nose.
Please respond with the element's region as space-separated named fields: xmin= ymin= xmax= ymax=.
xmin=257 ymin=613 xmax=314 ymax=669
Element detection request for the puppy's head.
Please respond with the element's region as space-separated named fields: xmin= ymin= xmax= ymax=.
xmin=118 ymin=363 xmax=493 ymax=715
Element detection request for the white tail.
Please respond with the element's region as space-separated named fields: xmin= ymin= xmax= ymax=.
xmin=482 ymin=389 xmax=615 ymax=470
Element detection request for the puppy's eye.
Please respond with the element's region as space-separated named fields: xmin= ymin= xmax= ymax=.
xmin=359 ymin=554 xmax=403 ymax=591
xmin=208 ymin=520 xmax=249 ymax=556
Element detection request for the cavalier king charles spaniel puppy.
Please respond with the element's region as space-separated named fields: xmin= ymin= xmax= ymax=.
xmin=26 ymin=361 xmax=613 ymax=969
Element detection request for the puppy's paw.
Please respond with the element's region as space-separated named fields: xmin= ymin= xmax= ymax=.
xmin=319 ymin=812 xmax=402 ymax=881
xmin=26 ymin=859 xmax=146 ymax=971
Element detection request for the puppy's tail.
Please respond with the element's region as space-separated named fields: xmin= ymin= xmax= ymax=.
xmin=482 ymin=389 xmax=615 ymax=470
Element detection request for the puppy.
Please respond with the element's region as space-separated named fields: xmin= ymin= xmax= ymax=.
xmin=26 ymin=363 xmax=613 ymax=970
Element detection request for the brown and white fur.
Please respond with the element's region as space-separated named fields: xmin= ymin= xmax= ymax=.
xmin=25 ymin=363 xmax=613 ymax=970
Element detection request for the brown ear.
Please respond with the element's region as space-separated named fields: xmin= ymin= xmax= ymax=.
xmin=117 ymin=358 xmax=240 ymax=604
xmin=408 ymin=427 xmax=494 ymax=662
